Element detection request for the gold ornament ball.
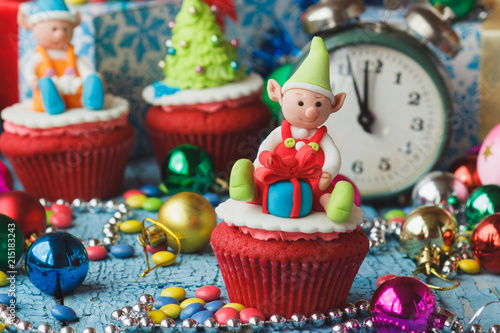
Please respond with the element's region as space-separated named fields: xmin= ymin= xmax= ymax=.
xmin=157 ymin=192 xmax=217 ymax=253
xmin=400 ymin=206 xmax=459 ymax=259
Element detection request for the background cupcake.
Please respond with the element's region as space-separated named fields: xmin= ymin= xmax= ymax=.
xmin=142 ymin=0 xmax=270 ymax=177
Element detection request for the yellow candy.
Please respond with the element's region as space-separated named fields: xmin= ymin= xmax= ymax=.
xmin=161 ymin=287 xmax=186 ymax=301
xmin=0 ymin=271 xmax=8 ymax=287
xmin=160 ymin=304 xmax=182 ymax=319
xmin=125 ymin=194 xmax=147 ymax=209
xmin=0 ymin=322 xmax=4 ymax=333
xmin=148 ymin=310 xmax=167 ymax=324
xmin=152 ymin=251 xmax=176 ymax=267
xmin=119 ymin=220 xmax=143 ymax=234
xmin=180 ymin=298 xmax=206 ymax=309
xmin=223 ymin=303 xmax=246 ymax=312
xmin=458 ymin=236 xmax=469 ymax=243
xmin=441 ymin=245 xmax=450 ymax=252
xmin=458 ymin=259 xmax=481 ymax=274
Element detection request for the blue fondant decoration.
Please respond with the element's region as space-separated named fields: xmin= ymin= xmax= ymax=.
xmin=83 ymin=74 xmax=105 ymax=110
xmin=267 ymin=180 xmax=313 ymax=218
xmin=39 ymin=77 xmax=65 ymax=115
xmin=153 ymin=81 xmax=180 ymax=98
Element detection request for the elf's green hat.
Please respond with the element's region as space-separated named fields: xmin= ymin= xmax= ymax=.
xmin=282 ymin=36 xmax=335 ymax=103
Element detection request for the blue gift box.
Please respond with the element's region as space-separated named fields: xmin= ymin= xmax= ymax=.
xmin=267 ymin=180 xmax=313 ymax=218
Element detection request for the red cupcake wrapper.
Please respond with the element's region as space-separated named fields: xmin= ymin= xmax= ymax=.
xmin=212 ymin=244 xmax=366 ymax=318
xmin=4 ymin=136 xmax=134 ymax=201
xmin=147 ymin=126 xmax=262 ymax=178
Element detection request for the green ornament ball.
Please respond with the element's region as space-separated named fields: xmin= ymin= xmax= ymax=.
xmin=429 ymin=0 xmax=477 ymax=19
xmin=161 ymin=145 xmax=215 ymax=194
xmin=262 ymin=64 xmax=293 ymax=120
xmin=0 ymin=214 xmax=25 ymax=272
xmin=465 ymin=185 xmax=500 ymax=229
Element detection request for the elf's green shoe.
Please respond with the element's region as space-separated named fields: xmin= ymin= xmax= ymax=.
xmin=229 ymin=159 xmax=255 ymax=202
xmin=327 ymin=180 xmax=354 ymax=223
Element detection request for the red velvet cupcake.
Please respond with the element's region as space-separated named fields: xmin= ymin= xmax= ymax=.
xmin=212 ymin=199 xmax=369 ymax=318
xmin=0 ymin=95 xmax=134 ymax=201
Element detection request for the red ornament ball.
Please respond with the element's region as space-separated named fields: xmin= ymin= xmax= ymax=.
xmin=0 ymin=191 xmax=46 ymax=237
xmin=471 ymin=213 xmax=500 ymax=274
xmin=449 ymin=155 xmax=481 ymax=192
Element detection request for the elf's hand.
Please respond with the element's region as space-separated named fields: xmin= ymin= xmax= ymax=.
xmin=319 ymin=172 xmax=333 ymax=191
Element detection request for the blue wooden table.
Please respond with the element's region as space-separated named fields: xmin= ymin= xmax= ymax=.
xmin=3 ymin=157 xmax=500 ymax=332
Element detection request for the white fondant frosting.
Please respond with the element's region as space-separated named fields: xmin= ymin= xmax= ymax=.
xmin=215 ymin=199 xmax=365 ymax=234
xmin=142 ymin=72 xmax=263 ymax=106
xmin=1 ymin=95 xmax=129 ymax=129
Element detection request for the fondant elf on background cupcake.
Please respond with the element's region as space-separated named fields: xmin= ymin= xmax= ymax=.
xmin=143 ymin=0 xmax=270 ymax=177
xmin=212 ymin=37 xmax=369 ymax=318
xmin=0 ymin=0 xmax=134 ymax=201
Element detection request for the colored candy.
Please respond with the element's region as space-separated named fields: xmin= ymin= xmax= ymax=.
xmin=376 ymin=274 xmax=397 ymax=287
xmin=154 ymin=296 xmax=179 ymax=309
xmin=146 ymin=244 xmax=168 ymax=254
xmin=110 ymin=244 xmax=135 ymax=259
xmin=125 ymin=194 xmax=147 ymax=209
xmin=0 ymin=322 xmax=4 ymax=333
xmin=239 ymin=308 xmax=265 ymax=323
xmin=0 ymin=294 xmax=14 ymax=306
xmin=180 ymin=298 xmax=206 ymax=309
xmin=51 ymin=203 xmax=73 ymax=216
xmin=195 ymin=285 xmax=221 ymax=302
xmin=123 ymin=189 xmax=144 ymax=199
xmin=51 ymin=305 xmax=77 ymax=322
xmin=202 ymin=193 xmax=220 ymax=206
xmin=161 ymin=287 xmax=186 ymax=301
xmin=384 ymin=209 xmax=406 ymax=221
xmin=160 ymin=304 xmax=182 ymax=319
xmin=215 ymin=307 xmax=239 ymax=325
xmin=205 ymin=300 xmax=225 ymax=313
xmin=191 ymin=310 xmax=214 ymax=324
xmin=159 ymin=183 xmax=169 ymax=195
xmin=142 ymin=197 xmax=163 ymax=212
xmin=49 ymin=213 xmax=73 ymax=228
xmin=46 ymin=210 xmax=54 ymax=225
xmin=120 ymin=220 xmax=143 ymax=234
xmin=86 ymin=245 xmax=108 ymax=261
xmin=152 ymin=251 xmax=176 ymax=266
xmin=148 ymin=310 xmax=168 ymax=324
xmin=223 ymin=303 xmax=245 ymax=312
xmin=458 ymin=259 xmax=481 ymax=274
xmin=141 ymin=185 xmax=162 ymax=197
xmin=0 ymin=272 xmax=8 ymax=287
xmin=180 ymin=302 xmax=204 ymax=320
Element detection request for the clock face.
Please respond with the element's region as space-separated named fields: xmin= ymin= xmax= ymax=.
xmin=326 ymin=44 xmax=447 ymax=199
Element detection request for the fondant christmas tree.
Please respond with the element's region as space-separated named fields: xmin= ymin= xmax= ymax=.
xmin=164 ymin=0 xmax=245 ymax=90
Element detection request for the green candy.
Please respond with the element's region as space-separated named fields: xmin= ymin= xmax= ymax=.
xmin=46 ymin=210 xmax=54 ymax=226
xmin=142 ymin=198 xmax=164 ymax=212
xmin=384 ymin=209 xmax=406 ymax=221
xmin=159 ymin=183 xmax=169 ymax=195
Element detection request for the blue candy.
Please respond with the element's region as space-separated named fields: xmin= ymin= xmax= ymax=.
xmin=110 ymin=244 xmax=135 ymax=259
xmin=191 ymin=310 xmax=214 ymax=324
xmin=202 ymin=193 xmax=220 ymax=206
xmin=51 ymin=305 xmax=77 ymax=322
xmin=0 ymin=294 xmax=15 ymax=306
xmin=204 ymin=300 xmax=225 ymax=313
xmin=140 ymin=185 xmax=162 ymax=197
xmin=180 ymin=302 xmax=204 ymax=320
xmin=403 ymin=206 xmax=414 ymax=215
xmin=154 ymin=296 xmax=179 ymax=309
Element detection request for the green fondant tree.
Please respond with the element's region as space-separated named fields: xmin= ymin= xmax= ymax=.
xmin=164 ymin=0 xmax=245 ymax=90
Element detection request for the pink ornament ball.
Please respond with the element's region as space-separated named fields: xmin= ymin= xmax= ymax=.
xmin=332 ymin=174 xmax=361 ymax=206
xmin=478 ymin=123 xmax=500 ymax=185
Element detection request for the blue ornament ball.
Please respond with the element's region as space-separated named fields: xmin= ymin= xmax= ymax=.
xmin=25 ymin=232 xmax=89 ymax=296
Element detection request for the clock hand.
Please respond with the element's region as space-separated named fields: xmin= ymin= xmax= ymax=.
xmin=362 ymin=60 xmax=375 ymax=131
xmin=346 ymin=55 xmax=374 ymax=133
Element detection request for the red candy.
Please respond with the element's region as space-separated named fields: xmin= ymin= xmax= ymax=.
xmin=146 ymin=244 xmax=168 ymax=254
xmin=51 ymin=203 xmax=73 ymax=216
xmin=214 ymin=307 xmax=239 ymax=325
xmin=377 ymin=274 xmax=397 ymax=287
xmin=239 ymin=308 xmax=265 ymax=323
xmin=49 ymin=212 xmax=73 ymax=228
xmin=195 ymin=285 xmax=221 ymax=302
xmin=123 ymin=189 xmax=144 ymax=199
xmin=87 ymin=245 xmax=108 ymax=261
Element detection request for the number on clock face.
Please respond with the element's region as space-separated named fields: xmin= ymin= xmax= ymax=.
xmin=327 ymin=45 xmax=446 ymax=198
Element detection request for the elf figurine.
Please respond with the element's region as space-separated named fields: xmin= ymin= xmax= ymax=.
xmin=230 ymin=37 xmax=355 ymax=223
xmin=17 ymin=0 xmax=104 ymax=115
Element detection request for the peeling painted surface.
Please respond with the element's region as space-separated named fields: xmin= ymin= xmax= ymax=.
xmin=6 ymin=157 xmax=500 ymax=331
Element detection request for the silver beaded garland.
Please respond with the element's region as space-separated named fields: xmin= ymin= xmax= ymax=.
xmin=103 ymin=325 xmax=120 ymax=333
xmin=160 ymin=318 xmax=177 ymax=331
xmin=226 ymin=318 xmax=241 ymax=331
xmin=269 ymin=314 xmax=286 ymax=330
xmin=138 ymin=316 xmax=155 ymax=327
xmin=59 ymin=327 xmax=75 ymax=333
xmin=470 ymin=323 xmax=485 ymax=333
xmin=82 ymin=328 xmax=97 ymax=333
xmin=327 ymin=308 xmax=343 ymax=325
xmin=343 ymin=303 xmax=357 ymax=320
xmin=132 ymin=303 xmax=149 ymax=315
xmin=248 ymin=316 xmax=265 ymax=332
xmin=345 ymin=319 xmax=361 ymax=332
xmin=37 ymin=323 xmax=54 ymax=333
xmin=363 ymin=317 xmax=376 ymax=333
xmin=17 ymin=321 xmax=32 ymax=332
xmin=355 ymin=300 xmax=370 ymax=317
xmin=180 ymin=318 xmax=197 ymax=333
xmin=202 ymin=317 xmax=219 ymax=333
xmin=332 ymin=322 xmax=346 ymax=332
xmin=291 ymin=313 xmax=307 ymax=329
xmin=139 ymin=294 xmax=155 ymax=310
xmin=309 ymin=312 xmax=326 ymax=328
xmin=122 ymin=305 xmax=133 ymax=314
xmin=489 ymin=324 xmax=500 ymax=333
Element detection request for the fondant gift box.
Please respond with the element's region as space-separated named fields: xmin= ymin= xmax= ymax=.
xmin=15 ymin=0 xmax=499 ymax=164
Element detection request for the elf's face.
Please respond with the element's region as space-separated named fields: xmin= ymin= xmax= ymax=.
xmin=32 ymin=20 xmax=75 ymax=50
xmin=281 ymin=89 xmax=334 ymax=129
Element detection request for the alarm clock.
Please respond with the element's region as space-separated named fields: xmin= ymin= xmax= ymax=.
xmin=298 ymin=0 xmax=460 ymax=201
